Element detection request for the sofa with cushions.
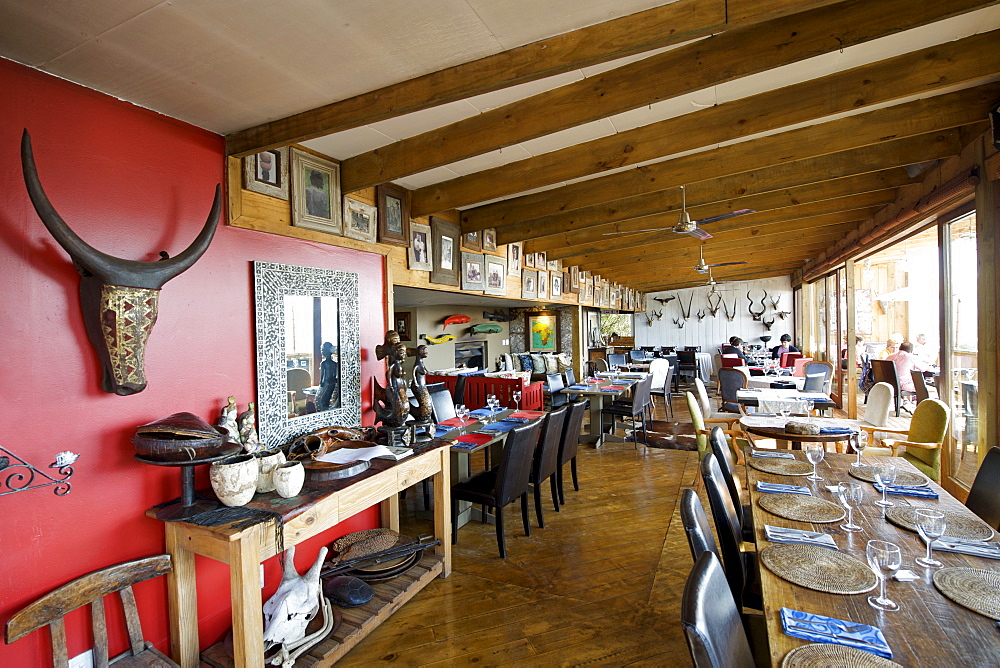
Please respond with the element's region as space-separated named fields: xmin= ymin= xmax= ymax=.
xmin=499 ymin=352 xmax=573 ymax=383
xmin=425 ymin=371 xmax=544 ymax=411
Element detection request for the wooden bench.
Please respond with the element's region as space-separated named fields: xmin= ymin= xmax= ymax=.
xmin=426 ymin=374 xmax=544 ymax=411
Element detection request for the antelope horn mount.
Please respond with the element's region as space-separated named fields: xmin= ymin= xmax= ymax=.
xmin=21 ymin=130 xmax=222 ymax=395
xmin=762 ymin=317 xmax=775 ymax=331
xmin=653 ymin=309 xmax=664 ymax=320
xmin=644 ymin=313 xmax=654 ymax=326
xmin=776 ymin=310 xmax=792 ymax=320
xmin=696 ymin=309 xmax=706 ymax=322
xmin=723 ymin=296 xmax=737 ymax=322
xmin=707 ymin=292 xmax=722 ymax=317
xmin=672 ymin=317 xmax=685 ymax=329
xmin=748 ymin=290 xmax=767 ymax=321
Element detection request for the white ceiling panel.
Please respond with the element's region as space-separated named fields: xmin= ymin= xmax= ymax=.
xmin=367 ymin=99 xmax=482 ymax=141
xmin=392 ymin=166 xmax=462 ymax=191
xmin=302 ymin=127 xmax=395 ymax=161
xmin=444 ymin=145 xmax=533 ymax=177
xmin=519 ymin=118 xmax=617 ymax=156
xmin=464 ymin=70 xmax=584 ymax=112
xmin=608 ymin=89 xmax=716 ymax=133
xmin=465 ymin=0 xmax=679 ymax=50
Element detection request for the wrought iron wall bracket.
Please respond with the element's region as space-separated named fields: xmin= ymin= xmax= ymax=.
xmin=0 ymin=445 xmax=78 ymax=497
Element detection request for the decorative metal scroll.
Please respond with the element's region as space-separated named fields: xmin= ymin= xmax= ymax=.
xmin=0 ymin=446 xmax=78 ymax=497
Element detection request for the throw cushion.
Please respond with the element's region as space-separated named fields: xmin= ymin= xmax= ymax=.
xmin=530 ymin=354 xmax=546 ymax=374
xmin=519 ymin=354 xmax=534 ymax=372
xmin=543 ymin=354 xmax=560 ymax=374
xmin=501 ymin=353 xmax=513 ymax=371
xmin=556 ymin=353 xmax=573 ymax=371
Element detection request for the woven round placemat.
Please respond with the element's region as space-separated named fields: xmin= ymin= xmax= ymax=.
xmin=760 ymin=543 xmax=877 ymax=594
xmin=759 ymin=493 xmax=846 ymax=523
xmin=933 ymin=568 xmax=1000 ymax=621
xmin=782 ymin=644 xmax=902 ymax=668
xmin=848 ymin=465 xmax=928 ymax=487
xmin=884 ymin=507 xmax=995 ymax=541
xmin=748 ymin=457 xmax=813 ymax=476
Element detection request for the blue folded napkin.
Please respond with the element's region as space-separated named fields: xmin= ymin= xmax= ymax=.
xmin=819 ymin=427 xmax=855 ymax=434
xmin=567 ymin=384 xmax=589 ymax=390
xmin=420 ymin=425 xmax=454 ymax=437
xmin=502 ymin=417 xmax=531 ymax=424
xmin=780 ymin=608 xmax=892 ymax=658
xmin=764 ymin=526 xmax=837 ymax=550
xmin=757 ymin=481 xmax=811 ymax=495
xmin=872 ymin=482 xmax=939 ymax=498
xmin=600 ymin=388 xmax=622 ymax=393
xmin=450 ymin=441 xmax=479 ymax=450
xmin=470 ymin=407 xmax=506 ymax=416
xmin=479 ymin=421 xmax=519 ymax=433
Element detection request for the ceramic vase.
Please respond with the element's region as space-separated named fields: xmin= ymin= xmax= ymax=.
xmin=272 ymin=461 xmax=305 ymax=498
xmin=210 ymin=454 xmax=257 ymax=507
xmin=255 ymin=450 xmax=286 ymax=493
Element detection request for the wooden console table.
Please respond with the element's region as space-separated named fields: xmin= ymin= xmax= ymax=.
xmin=150 ymin=443 xmax=452 ymax=667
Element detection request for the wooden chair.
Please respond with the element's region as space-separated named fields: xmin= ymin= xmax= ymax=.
xmin=717 ymin=368 xmax=747 ymax=414
xmin=681 ymin=552 xmax=760 ymax=668
xmin=864 ymin=398 xmax=949 ymax=481
xmin=966 ymin=447 xmax=1000 ymax=530
xmin=528 ymin=405 xmax=568 ymax=527
xmin=803 ymin=360 xmax=834 ymax=392
xmin=451 ymin=421 xmax=543 ymax=558
xmin=556 ymin=400 xmax=588 ymax=504
xmin=687 ymin=392 xmax=744 ymax=462
xmin=5 ymin=555 xmax=177 ymax=668
xmin=910 ymin=369 xmax=931 ymax=403
xmin=694 ymin=378 xmax=741 ymax=426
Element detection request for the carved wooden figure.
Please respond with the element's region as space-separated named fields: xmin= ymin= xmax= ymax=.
xmin=373 ymin=331 xmax=409 ymax=428
xmin=408 ymin=344 xmax=434 ymax=423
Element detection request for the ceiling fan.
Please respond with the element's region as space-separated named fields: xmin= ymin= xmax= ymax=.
xmin=603 ymin=185 xmax=754 ymax=239
xmin=687 ymin=245 xmax=748 ymax=273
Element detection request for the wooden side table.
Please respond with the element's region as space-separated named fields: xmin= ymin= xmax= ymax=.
xmin=150 ymin=444 xmax=452 ymax=667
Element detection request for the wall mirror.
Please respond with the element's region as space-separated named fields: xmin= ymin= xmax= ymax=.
xmin=254 ymin=261 xmax=361 ymax=448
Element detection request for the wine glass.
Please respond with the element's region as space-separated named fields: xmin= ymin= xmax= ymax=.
xmin=486 ymin=394 xmax=498 ymax=422
xmin=836 ymin=482 xmax=864 ymax=532
xmin=512 ymin=390 xmax=522 ymax=413
xmin=804 ymin=442 xmax=825 ymax=481
xmin=867 ymin=540 xmax=902 ymax=611
xmin=456 ymin=404 xmax=469 ymax=434
xmin=915 ymin=509 xmax=947 ymax=568
xmin=802 ymin=399 xmax=815 ymax=416
xmin=873 ymin=462 xmax=897 ymax=507
xmin=852 ymin=430 xmax=868 ymax=468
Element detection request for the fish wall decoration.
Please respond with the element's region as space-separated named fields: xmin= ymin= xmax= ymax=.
xmin=423 ymin=333 xmax=456 ymax=345
xmin=470 ymin=323 xmax=502 ymax=334
xmin=443 ymin=314 xmax=471 ymax=327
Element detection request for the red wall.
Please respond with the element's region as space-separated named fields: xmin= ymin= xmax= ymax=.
xmin=0 ymin=58 xmax=385 ymax=665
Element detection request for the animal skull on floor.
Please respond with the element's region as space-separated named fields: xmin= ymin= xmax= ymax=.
xmin=263 ymin=546 xmax=329 ymax=650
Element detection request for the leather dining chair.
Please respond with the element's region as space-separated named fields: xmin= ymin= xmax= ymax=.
xmin=701 ymin=454 xmax=761 ymax=611
xmin=709 ymin=427 xmax=754 ymax=541
xmin=802 ymin=372 xmax=826 ymax=393
xmin=451 ymin=420 xmax=543 ymax=558
xmin=601 ymin=374 xmax=652 ymax=447
xmin=717 ymin=368 xmax=747 ymax=414
xmin=681 ymin=552 xmax=762 ymax=668
xmin=528 ymin=405 xmax=568 ymax=527
xmin=676 ymin=350 xmax=699 ymax=388
xmin=680 ymin=487 xmax=720 ymax=563
xmin=607 ymin=353 xmax=627 ymax=368
xmin=556 ymin=400 xmax=588 ymax=504
xmin=910 ymin=369 xmax=931 ymax=403
xmin=5 ymin=555 xmax=178 ymax=667
xmin=428 ymin=382 xmax=457 ymax=423
xmin=966 ymin=447 xmax=1000 ymax=530
xmin=546 ymin=372 xmax=568 ymax=408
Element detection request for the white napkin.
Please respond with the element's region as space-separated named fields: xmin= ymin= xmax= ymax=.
xmin=765 ymin=525 xmax=838 ymax=550
xmin=751 ymin=449 xmax=795 ymax=459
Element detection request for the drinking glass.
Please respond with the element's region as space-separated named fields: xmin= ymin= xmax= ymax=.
xmin=915 ymin=509 xmax=946 ymax=568
xmin=873 ymin=462 xmax=897 ymax=507
xmin=836 ymin=482 xmax=864 ymax=532
xmin=487 ymin=394 xmax=498 ymax=422
xmin=867 ymin=540 xmax=902 ymax=611
xmin=804 ymin=442 xmax=825 ymax=481
xmin=456 ymin=405 xmax=469 ymax=434
xmin=803 ymin=399 xmax=815 ymax=415
xmin=852 ymin=430 xmax=868 ymax=468
xmin=512 ymin=390 xmax=522 ymax=412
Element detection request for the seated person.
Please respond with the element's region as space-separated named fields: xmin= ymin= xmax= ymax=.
xmin=770 ymin=333 xmax=799 ymax=359
xmin=720 ymin=336 xmax=747 ymax=362
xmin=885 ymin=341 xmax=929 ymax=393
xmin=878 ymin=336 xmax=900 ymax=359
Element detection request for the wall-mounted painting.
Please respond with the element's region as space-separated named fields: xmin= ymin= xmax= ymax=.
xmin=430 ymin=216 xmax=460 ymax=286
xmin=482 ymin=228 xmax=498 ymax=252
xmin=522 ymin=269 xmax=537 ymax=299
xmin=537 ymin=269 xmax=548 ymax=300
xmin=535 ymin=252 xmax=546 ymax=268
xmin=463 ymin=230 xmax=481 ymax=251
xmin=507 ymin=242 xmax=522 ymax=276
xmin=291 ymin=148 xmax=342 ymax=234
xmin=484 ymin=256 xmax=507 ymax=296
xmin=394 ymin=312 xmax=412 ymax=340
xmin=243 ymin=146 xmax=288 ymax=200
xmin=343 ymin=197 xmax=377 ymax=243
xmin=461 ymin=252 xmax=485 ymax=291
xmin=526 ymin=313 xmax=559 ymax=353
xmin=376 ymin=183 xmax=409 ymax=246
xmin=408 ymin=222 xmax=432 ymax=271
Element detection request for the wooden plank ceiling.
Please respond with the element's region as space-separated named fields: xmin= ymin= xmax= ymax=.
xmin=225 ymin=0 xmax=999 ymax=292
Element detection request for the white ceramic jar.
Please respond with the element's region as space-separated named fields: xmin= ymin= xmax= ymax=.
xmin=210 ymin=454 xmax=257 ymax=507
xmin=272 ymin=461 xmax=305 ymax=498
xmin=255 ymin=450 xmax=286 ymax=493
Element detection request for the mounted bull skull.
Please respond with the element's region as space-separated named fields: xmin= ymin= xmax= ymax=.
xmin=21 ymin=131 xmax=221 ymax=395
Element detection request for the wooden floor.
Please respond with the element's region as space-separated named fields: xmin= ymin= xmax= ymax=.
xmin=339 ymin=401 xmax=701 ymax=666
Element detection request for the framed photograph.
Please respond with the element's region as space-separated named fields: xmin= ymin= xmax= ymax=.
xmin=430 ymin=216 xmax=460 ymax=286
xmin=524 ymin=251 xmax=535 ymax=268
xmin=394 ymin=312 xmax=412 ymax=340
xmin=482 ymin=228 xmax=498 ymax=252
xmin=583 ymin=278 xmax=594 ymax=303
xmin=463 ymin=230 xmax=481 ymax=251
xmin=291 ymin=148 xmax=342 ymax=234
xmin=484 ymin=256 xmax=507 ymax=296
xmin=535 ymin=252 xmax=547 ymax=268
xmin=547 ymin=258 xmax=561 ymax=272
xmin=408 ymin=222 xmax=432 ymax=271
xmin=376 ymin=183 xmax=409 ymax=246
xmin=243 ymin=147 xmax=288 ymax=200
xmin=521 ymin=269 xmax=537 ymax=299
xmin=552 ymin=273 xmax=562 ymax=298
xmin=526 ymin=313 xmax=559 ymax=353
xmin=343 ymin=197 xmax=377 ymax=243
xmin=570 ymin=266 xmax=580 ymax=292
xmin=461 ymin=252 xmax=485 ymax=291
xmin=507 ymin=242 xmax=522 ymax=276
xmin=537 ymin=269 xmax=548 ymax=300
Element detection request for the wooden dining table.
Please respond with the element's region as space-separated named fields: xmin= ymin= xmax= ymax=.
xmin=740 ymin=415 xmax=861 ymax=451
xmin=567 ymin=375 xmax=641 ymax=448
xmin=746 ymin=451 xmax=1000 ymax=666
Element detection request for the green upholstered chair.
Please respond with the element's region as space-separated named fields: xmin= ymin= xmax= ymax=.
xmin=867 ymin=398 xmax=949 ymax=481
xmin=687 ymin=391 xmax=746 ymax=463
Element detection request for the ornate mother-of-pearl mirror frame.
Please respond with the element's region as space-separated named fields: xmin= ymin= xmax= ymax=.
xmin=254 ymin=261 xmax=361 ymax=448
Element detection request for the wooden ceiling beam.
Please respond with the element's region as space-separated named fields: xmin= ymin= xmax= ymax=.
xmin=531 ymin=188 xmax=898 ymax=258
xmin=412 ymin=29 xmax=1000 ymax=216
xmin=339 ymin=0 xmax=993 ymax=193
xmin=626 ymin=263 xmax=811 ymax=291
xmin=472 ymin=83 xmax=999 ymax=230
xmin=496 ymin=132 xmax=949 ymax=246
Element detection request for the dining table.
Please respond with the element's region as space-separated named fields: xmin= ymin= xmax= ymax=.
xmin=745 ymin=451 xmax=1000 ymax=666
xmin=737 ymin=387 xmax=835 ymax=413
xmin=566 ymin=374 xmax=642 ymax=448
xmin=740 ymin=414 xmax=861 ymax=451
xmin=746 ymin=375 xmax=806 ymax=390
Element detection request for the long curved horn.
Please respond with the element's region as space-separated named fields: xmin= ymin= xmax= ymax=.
xmin=21 ymin=130 xmax=221 ymax=289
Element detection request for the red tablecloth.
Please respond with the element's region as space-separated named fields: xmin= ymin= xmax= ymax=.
xmin=439 ymin=417 xmax=476 ymax=427
xmin=509 ymin=410 xmax=545 ymax=419
xmin=455 ymin=433 xmax=492 ymax=445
